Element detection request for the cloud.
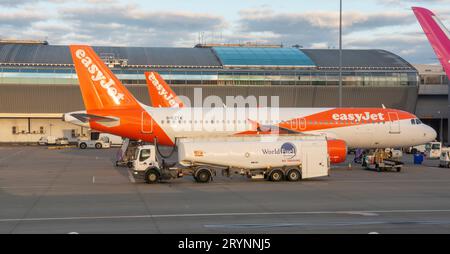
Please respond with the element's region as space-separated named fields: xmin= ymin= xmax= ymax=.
xmin=235 ymin=8 xmax=416 ymax=49
xmin=0 ymin=9 xmax=46 ymax=28
xmin=0 ymin=2 xmax=226 ymax=46
xmin=60 ymin=5 xmax=225 ymax=32
xmin=0 ymin=1 xmax=448 ymax=63
xmin=0 ymin=0 xmax=38 ymax=7
xmin=53 ymin=4 xmax=226 ymax=46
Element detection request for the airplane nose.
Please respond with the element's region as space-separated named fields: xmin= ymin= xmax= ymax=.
xmin=425 ymin=125 xmax=437 ymax=141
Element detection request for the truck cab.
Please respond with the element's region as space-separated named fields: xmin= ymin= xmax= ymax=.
xmin=133 ymin=145 xmax=159 ymax=172
xmin=132 ymin=145 xmax=182 ymax=184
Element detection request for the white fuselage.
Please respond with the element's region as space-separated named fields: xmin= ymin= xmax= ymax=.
xmin=64 ymin=106 xmax=437 ymax=149
xmin=144 ymin=106 xmax=437 ymax=149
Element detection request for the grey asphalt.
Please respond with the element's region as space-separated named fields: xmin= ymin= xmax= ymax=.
xmin=1 ymin=146 xmax=450 ymax=234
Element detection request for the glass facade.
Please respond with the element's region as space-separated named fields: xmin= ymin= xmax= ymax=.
xmin=0 ymin=67 xmax=418 ymax=87
xmin=213 ymin=47 xmax=316 ymax=67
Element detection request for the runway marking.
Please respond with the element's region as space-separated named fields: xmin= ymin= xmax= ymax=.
xmin=1 ymin=209 xmax=450 ymax=223
xmin=204 ymin=220 xmax=450 ymax=229
xmin=127 ymin=170 xmax=136 ymax=183
xmin=0 ymin=186 xmax=50 ymax=189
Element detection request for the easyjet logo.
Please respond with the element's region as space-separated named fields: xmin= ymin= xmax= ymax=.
xmin=75 ymin=49 xmax=124 ymax=105
xmin=147 ymin=73 xmax=179 ymax=107
xmin=332 ymin=112 xmax=385 ymax=121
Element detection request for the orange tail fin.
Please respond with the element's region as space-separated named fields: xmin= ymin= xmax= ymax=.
xmin=145 ymin=72 xmax=184 ymax=108
xmin=69 ymin=45 xmax=140 ymax=111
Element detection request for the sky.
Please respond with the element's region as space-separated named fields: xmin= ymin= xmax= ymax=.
xmin=1 ymin=0 xmax=450 ymax=64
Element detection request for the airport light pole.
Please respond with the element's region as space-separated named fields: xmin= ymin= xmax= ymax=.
xmin=338 ymin=0 xmax=343 ymax=107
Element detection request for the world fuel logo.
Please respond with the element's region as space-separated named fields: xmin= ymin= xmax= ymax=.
xmin=262 ymin=142 xmax=296 ymax=159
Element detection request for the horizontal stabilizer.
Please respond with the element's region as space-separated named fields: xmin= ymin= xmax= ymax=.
xmin=70 ymin=113 xmax=120 ymax=127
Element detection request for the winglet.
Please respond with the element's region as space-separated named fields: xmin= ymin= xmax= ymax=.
xmin=412 ymin=7 xmax=450 ymax=78
xmin=145 ymin=72 xmax=184 ymax=108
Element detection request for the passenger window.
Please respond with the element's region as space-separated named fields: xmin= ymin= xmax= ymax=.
xmin=139 ymin=149 xmax=151 ymax=162
xmin=411 ymin=119 xmax=415 ymax=125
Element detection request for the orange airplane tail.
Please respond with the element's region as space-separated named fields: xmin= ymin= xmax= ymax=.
xmin=69 ymin=45 xmax=141 ymax=112
xmin=145 ymin=71 xmax=184 ymax=108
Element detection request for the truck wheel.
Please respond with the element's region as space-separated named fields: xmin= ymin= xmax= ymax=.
xmin=396 ymin=167 xmax=401 ymax=172
xmin=195 ymin=168 xmax=212 ymax=183
xmin=286 ymin=168 xmax=301 ymax=181
xmin=95 ymin=143 xmax=102 ymax=149
xmin=145 ymin=169 xmax=160 ymax=184
xmin=411 ymin=148 xmax=417 ymax=154
xmin=269 ymin=169 xmax=284 ymax=182
xmin=79 ymin=143 xmax=87 ymax=149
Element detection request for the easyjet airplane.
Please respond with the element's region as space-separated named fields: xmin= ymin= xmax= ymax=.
xmin=65 ymin=45 xmax=436 ymax=158
xmin=413 ymin=7 xmax=450 ymax=78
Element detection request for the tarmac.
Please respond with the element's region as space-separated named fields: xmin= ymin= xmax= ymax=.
xmin=1 ymin=146 xmax=450 ymax=233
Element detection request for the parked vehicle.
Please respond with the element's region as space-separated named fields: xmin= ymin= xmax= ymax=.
xmin=132 ymin=136 xmax=332 ymax=184
xmin=363 ymin=149 xmax=404 ymax=172
xmin=425 ymin=142 xmax=448 ymax=159
xmin=38 ymin=136 xmax=57 ymax=146
xmin=78 ymin=136 xmax=111 ymax=149
xmin=384 ymin=148 xmax=403 ymax=159
xmin=439 ymin=151 xmax=450 ymax=168
xmin=91 ymin=132 xmax=123 ymax=147
xmin=55 ymin=137 xmax=69 ymax=145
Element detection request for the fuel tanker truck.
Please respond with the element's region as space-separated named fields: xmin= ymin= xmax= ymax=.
xmin=131 ymin=135 xmax=347 ymax=184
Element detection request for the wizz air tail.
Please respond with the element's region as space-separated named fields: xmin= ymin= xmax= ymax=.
xmin=412 ymin=7 xmax=450 ymax=77
xmin=145 ymin=71 xmax=184 ymax=108
xmin=69 ymin=45 xmax=141 ymax=111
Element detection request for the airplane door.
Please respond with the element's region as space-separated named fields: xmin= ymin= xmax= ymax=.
xmin=299 ymin=118 xmax=306 ymax=131
xmin=141 ymin=111 xmax=153 ymax=134
xmin=290 ymin=118 xmax=298 ymax=130
xmin=388 ymin=112 xmax=400 ymax=134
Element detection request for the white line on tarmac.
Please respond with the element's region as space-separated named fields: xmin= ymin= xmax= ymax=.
xmin=1 ymin=209 xmax=450 ymax=223
xmin=127 ymin=169 xmax=136 ymax=183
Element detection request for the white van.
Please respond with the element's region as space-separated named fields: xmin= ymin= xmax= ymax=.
xmin=38 ymin=136 xmax=57 ymax=145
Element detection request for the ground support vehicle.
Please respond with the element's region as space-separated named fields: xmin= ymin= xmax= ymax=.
xmin=132 ymin=135 xmax=332 ymax=184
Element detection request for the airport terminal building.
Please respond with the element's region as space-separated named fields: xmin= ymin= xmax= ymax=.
xmin=0 ymin=42 xmax=432 ymax=143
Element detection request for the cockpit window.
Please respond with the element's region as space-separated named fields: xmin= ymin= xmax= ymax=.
xmin=416 ymin=119 xmax=422 ymax=124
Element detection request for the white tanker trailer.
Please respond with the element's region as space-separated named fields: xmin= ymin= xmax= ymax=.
xmin=132 ymin=135 xmax=343 ymax=184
